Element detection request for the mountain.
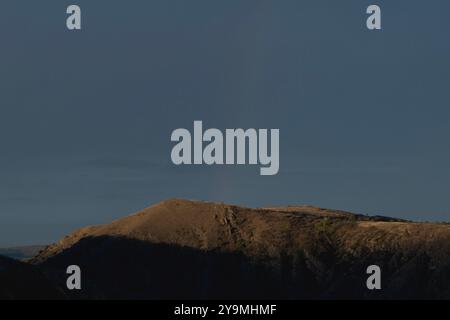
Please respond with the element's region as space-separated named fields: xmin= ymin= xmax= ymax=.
xmin=28 ymin=199 xmax=450 ymax=299
xmin=0 ymin=255 xmax=64 ymax=299
xmin=0 ymin=245 xmax=46 ymax=260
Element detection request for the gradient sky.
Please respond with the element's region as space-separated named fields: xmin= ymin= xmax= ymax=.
xmin=1 ymin=0 xmax=450 ymax=246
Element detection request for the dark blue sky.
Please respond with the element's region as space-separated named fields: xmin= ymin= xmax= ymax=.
xmin=1 ymin=0 xmax=450 ymax=246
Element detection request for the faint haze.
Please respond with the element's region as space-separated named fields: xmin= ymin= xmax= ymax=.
xmin=1 ymin=0 xmax=450 ymax=246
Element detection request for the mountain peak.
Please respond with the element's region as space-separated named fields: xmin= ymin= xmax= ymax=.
xmin=28 ymin=198 xmax=450 ymax=299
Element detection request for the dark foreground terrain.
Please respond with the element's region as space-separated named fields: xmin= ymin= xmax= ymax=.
xmin=3 ymin=199 xmax=450 ymax=299
xmin=0 ymin=255 xmax=63 ymax=299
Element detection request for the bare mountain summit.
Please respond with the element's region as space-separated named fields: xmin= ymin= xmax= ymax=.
xmin=28 ymin=199 xmax=450 ymax=299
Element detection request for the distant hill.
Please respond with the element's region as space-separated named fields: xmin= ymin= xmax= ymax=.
xmin=0 ymin=245 xmax=46 ymax=260
xmin=27 ymin=199 xmax=450 ymax=299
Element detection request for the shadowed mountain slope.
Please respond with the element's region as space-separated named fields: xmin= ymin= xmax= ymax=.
xmin=0 ymin=255 xmax=64 ymax=300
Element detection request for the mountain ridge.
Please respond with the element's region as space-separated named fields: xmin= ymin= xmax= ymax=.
xmin=27 ymin=198 xmax=450 ymax=299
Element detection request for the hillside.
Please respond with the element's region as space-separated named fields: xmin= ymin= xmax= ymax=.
xmin=28 ymin=199 xmax=450 ymax=299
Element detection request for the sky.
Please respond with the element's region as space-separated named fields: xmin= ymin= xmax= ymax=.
xmin=1 ymin=0 xmax=450 ymax=246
